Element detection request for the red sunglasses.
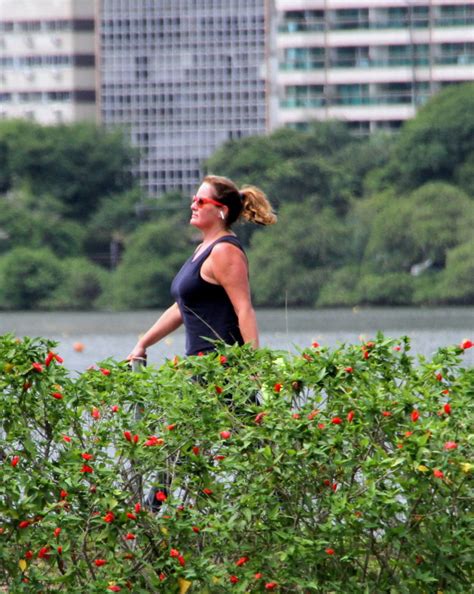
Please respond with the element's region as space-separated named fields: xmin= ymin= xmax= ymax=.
xmin=192 ymin=195 xmax=222 ymax=208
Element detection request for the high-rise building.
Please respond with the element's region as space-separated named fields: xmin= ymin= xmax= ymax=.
xmin=98 ymin=0 xmax=269 ymax=196
xmin=0 ymin=0 xmax=97 ymax=124
xmin=272 ymin=0 xmax=474 ymax=133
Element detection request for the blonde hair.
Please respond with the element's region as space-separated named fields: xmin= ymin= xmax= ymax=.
xmin=203 ymin=175 xmax=277 ymax=227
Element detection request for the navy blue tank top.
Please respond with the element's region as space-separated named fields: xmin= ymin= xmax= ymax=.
xmin=170 ymin=235 xmax=245 ymax=356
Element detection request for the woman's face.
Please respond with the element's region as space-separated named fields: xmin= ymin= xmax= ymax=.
xmin=190 ymin=182 xmax=224 ymax=230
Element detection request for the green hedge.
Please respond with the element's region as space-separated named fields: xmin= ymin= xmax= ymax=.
xmin=0 ymin=335 xmax=473 ymax=593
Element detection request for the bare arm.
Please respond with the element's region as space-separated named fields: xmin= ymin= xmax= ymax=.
xmin=127 ymin=302 xmax=183 ymax=359
xmin=206 ymin=243 xmax=259 ymax=348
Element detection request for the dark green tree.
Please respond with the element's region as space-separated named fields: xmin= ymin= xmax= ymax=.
xmin=384 ymin=82 xmax=474 ymax=190
xmin=0 ymin=120 xmax=138 ymax=221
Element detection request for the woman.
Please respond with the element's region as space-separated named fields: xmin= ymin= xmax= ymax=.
xmin=128 ymin=175 xmax=276 ymax=360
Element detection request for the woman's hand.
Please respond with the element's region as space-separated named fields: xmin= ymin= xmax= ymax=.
xmin=127 ymin=344 xmax=147 ymax=361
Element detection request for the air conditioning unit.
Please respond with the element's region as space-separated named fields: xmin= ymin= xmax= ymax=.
xmin=52 ymin=70 xmax=63 ymax=81
xmin=52 ymin=37 xmax=62 ymax=48
xmin=25 ymin=71 xmax=36 ymax=82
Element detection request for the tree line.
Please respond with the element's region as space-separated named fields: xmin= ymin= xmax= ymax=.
xmin=0 ymin=82 xmax=473 ymax=310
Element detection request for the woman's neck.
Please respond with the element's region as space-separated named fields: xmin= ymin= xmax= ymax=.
xmin=200 ymin=226 xmax=230 ymax=245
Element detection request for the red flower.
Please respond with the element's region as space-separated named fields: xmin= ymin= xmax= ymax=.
xmin=443 ymin=403 xmax=451 ymax=415
xmin=133 ymin=434 xmax=139 ymax=444
xmin=111 ymin=405 xmax=120 ymax=413
xmin=393 ymin=345 xmax=401 ymax=351
xmin=254 ymin=573 xmax=263 ymax=579
xmin=155 ymin=491 xmax=167 ymax=502
xmin=99 ymin=367 xmax=111 ymax=376
xmin=80 ymin=464 xmax=93 ymax=473
xmin=52 ymin=391 xmax=63 ymax=400
xmin=38 ymin=546 xmax=50 ymax=559
xmin=192 ymin=526 xmax=200 ymax=533
xmin=178 ymin=555 xmax=185 ymax=567
xmin=344 ymin=367 xmax=353 ymax=373
xmin=229 ymin=576 xmax=239 ymax=584
xmin=134 ymin=503 xmax=141 ymax=513
xmin=219 ymin=355 xmax=228 ymax=364
xmin=192 ymin=446 xmax=200 ymax=455
xmin=404 ymin=431 xmax=413 ymax=437
xmin=312 ymin=341 xmax=320 ymax=348
xmin=32 ymin=362 xmax=44 ymax=373
xmin=308 ymin=409 xmax=319 ymax=420
xmin=103 ymin=512 xmax=115 ymax=523
xmin=265 ymin=583 xmax=278 ymax=591
xmin=126 ymin=512 xmax=137 ymax=520
xmin=123 ymin=431 xmax=132 ymax=442
xmin=236 ymin=556 xmax=249 ymax=566
xmin=170 ymin=549 xmax=180 ymax=558
xmin=215 ymin=385 xmax=223 ymax=394
xmin=347 ymin=410 xmax=355 ymax=422
xmin=91 ymin=407 xmax=100 ymax=420
xmin=197 ymin=352 xmax=204 ymax=357
xmin=45 ymin=352 xmax=63 ymax=366
xmin=382 ymin=411 xmax=392 ymax=417
xmin=159 ymin=573 xmax=166 ymax=581
xmin=292 ymin=413 xmax=300 ymax=419
xmin=331 ymin=417 xmax=342 ymax=425
xmin=411 ymin=410 xmax=420 ymax=422
xmin=317 ymin=423 xmax=325 ymax=430
xmin=302 ymin=353 xmax=313 ymax=362
xmin=166 ymin=423 xmax=176 ymax=431
xmin=442 ymin=389 xmax=450 ymax=395
xmin=435 ymin=372 xmax=443 ymax=381
xmin=325 ymin=548 xmax=335 ymax=555
xmin=460 ymin=339 xmax=473 ymax=350
xmin=444 ymin=441 xmax=458 ymax=450
xmin=433 ymin=469 xmax=444 ymax=479
xmin=53 ymin=527 xmax=61 ymax=538
xmin=220 ymin=430 xmax=231 ymax=440
xmin=11 ymin=455 xmax=20 ymax=467
xmin=108 ymin=587 xmax=121 ymax=592
xmin=273 ymin=383 xmax=283 ymax=393
xmin=331 ymin=483 xmax=338 ymax=492
xmin=143 ymin=436 xmax=164 ymax=447
xmin=60 ymin=490 xmax=68 ymax=499
xmin=124 ymin=532 xmax=136 ymax=540
xmin=18 ymin=520 xmax=30 ymax=529
xmin=214 ymin=455 xmax=225 ymax=461
xmin=255 ymin=411 xmax=267 ymax=425
xmin=81 ymin=453 xmax=93 ymax=461
xmin=25 ymin=550 xmax=33 ymax=559
xmin=62 ymin=435 xmax=72 ymax=443
xmin=95 ymin=559 xmax=107 ymax=567
xmin=203 ymin=488 xmax=213 ymax=495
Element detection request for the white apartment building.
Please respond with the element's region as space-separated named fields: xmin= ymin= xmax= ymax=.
xmin=272 ymin=0 xmax=474 ymax=132
xmin=99 ymin=0 xmax=268 ymax=196
xmin=0 ymin=0 xmax=97 ymax=124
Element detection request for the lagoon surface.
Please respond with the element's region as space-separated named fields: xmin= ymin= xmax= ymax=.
xmin=1 ymin=307 xmax=472 ymax=372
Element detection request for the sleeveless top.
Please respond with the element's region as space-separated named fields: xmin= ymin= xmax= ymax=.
xmin=170 ymin=235 xmax=245 ymax=356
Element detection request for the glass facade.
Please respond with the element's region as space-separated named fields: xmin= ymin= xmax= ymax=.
xmin=100 ymin=0 xmax=267 ymax=197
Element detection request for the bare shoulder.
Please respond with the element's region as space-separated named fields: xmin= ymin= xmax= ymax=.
xmin=211 ymin=241 xmax=246 ymax=263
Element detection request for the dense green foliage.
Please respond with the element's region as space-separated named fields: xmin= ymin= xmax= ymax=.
xmin=0 ymin=83 xmax=473 ymax=309
xmin=0 ymin=334 xmax=473 ymax=592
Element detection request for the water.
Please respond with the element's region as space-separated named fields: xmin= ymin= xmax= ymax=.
xmin=1 ymin=307 xmax=472 ymax=372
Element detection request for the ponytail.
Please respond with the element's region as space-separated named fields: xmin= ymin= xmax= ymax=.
xmin=240 ymin=185 xmax=277 ymax=226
